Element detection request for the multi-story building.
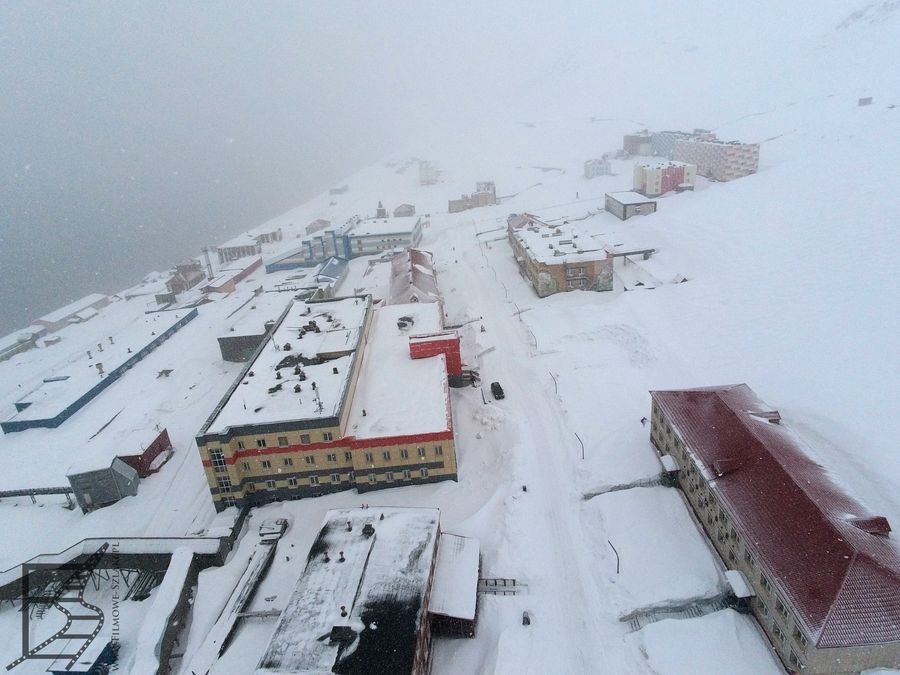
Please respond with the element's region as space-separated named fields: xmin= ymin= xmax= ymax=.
xmin=605 ymin=192 xmax=658 ymax=220
xmin=649 ymin=384 xmax=900 ymax=675
xmin=448 ymin=182 xmax=497 ymax=213
xmin=254 ymin=507 xmax=479 ymax=674
xmin=649 ymin=129 xmax=717 ymax=158
xmin=672 ymin=138 xmax=760 ymax=181
xmin=584 ymin=158 xmax=612 ymax=179
xmin=633 ymin=160 xmax=697 ymax=197
xmin=196 ymin=296 xmax=459 ymax=512
xmin=507 ymin=213 xmax=614 ymax=297
xmin=623 ymin=131 xmax=652 ymax=156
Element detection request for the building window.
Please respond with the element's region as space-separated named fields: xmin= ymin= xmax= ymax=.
xmin=241 ymin=461 xmax=251 ymax=471
xmin=283 ymin=458 xmax=293 ymax=466
xmin=775 ymin=597 xmax=789 ymax=621
xmin=368 ymin=474 xmax=376 ymax=483
xmin=266 ymin=479 xmax=276 ymax=489
xmin=237 ymin=440 xmax=245 ymax=450
xmin=403 ymin=469 xmax=411 ymax=479
xmin=256 ymin=438 xmax=267 ymax=448
xmin=418 ymin=447 xmax=426 ymax=458
xmin=435 ymin=445 xmax=443 ymax=455
xmin=278 ymin=436 xmax=289 ymax=447
xmin=757 ymin=599 xmax=768 ymax=616
xmin=365 ymin=452 xmax=374 ymax=463
xmin=261 ymin=459 xmax=271 ymax=469
xmin=300 ymin=434 xmax=311 ymax=444
xmin=792 ymin=627 xmax=808 ymax=651
xmin=246 ymin=483 xmax=256 ymax=492
xmin=323 ymin=432 xmax=333 ymax=442
xmin=760 ymin=573 xmax=772 ymax=593
xmin=305 ymin=455 xmax=316 ymax=465
xmin=344 ymin=451 xmax=352 ymax=461
xmin=209 ymin=449 xmax=226 ymax=472
xmin=772 ymin=621 xmax=785 ymax=644
xmin=217 ymin=476 xmax=231 ymax=491
xmin=400 ymin=448 xmax=409 ymax=459
xmin=789 ymin=651 xmax=803 ymax=669
xmin=310 ymin=476 xmax=319 ymax=485
xmin=420 ymin=468 xmax=429 ymax=478
xmin=288 ymin=478 xmax=298 ymax=487
xmin=744 ymin=550 xmax=755 ymax=568
xmin=327 ymin=453 xmax=337 ymax=462
xmin=728 ymin=549 xmax=736 ymax=563
xmin=382 ymin=450 xmax=391 ymax=461
xmin=331 ymin=473 xmax=340 ymax=483
xmin=222 ymin=496 xmax=236 ymax=507
xmin=386 ymin=472 xmax=394 ymax=481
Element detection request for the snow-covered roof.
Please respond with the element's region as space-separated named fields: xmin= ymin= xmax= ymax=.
xmin=255 ymin=507 xmax=440 ymax=675
xmin=350 ymin=216 xmax=420 ymax=237
xmin=389 ymin=249 xmax=441 ymax=306
xmin=220 ymin=291 xmax=293 ymax=338
xmin=606 ymin=191 xmax=657 ymax=206
xmin=202 ymin=297 xmax=371 ymax=436
xmin=37 ymin=293 xmax=108 ymax=324
xmin=217 ymin=232 xmax=261 ymax=250
xmin=510 ymin=217 xmax=610 ymax=266
xmin=430 ymin=533 xmax=480 ymax=621
xmin=346 ymin=303 xmax=450 ymax=440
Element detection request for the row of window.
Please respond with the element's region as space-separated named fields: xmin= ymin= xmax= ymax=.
xmin=212 ymin=445 xmax=445 ymax=473
xmin=217 ymin=467 xmax=433 ymax=495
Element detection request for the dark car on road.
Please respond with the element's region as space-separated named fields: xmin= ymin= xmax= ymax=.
xmin=491 ymin=381 xmax=505 ymax=400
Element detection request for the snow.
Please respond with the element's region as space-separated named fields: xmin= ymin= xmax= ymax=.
xmin=202 ymin=297 xmax=370 ymax=435
xmin=350 ymin=216 xmax=420 ymax=237
xmin=345 ymin=302 xmax=449 ymax=439
xmin=431 ymin=533 xmax=480 ymax=621
xmin=36 ymin=293 xmax=108 ymax=325
xmin=510 ymin=219 xmax=610 ymax=265
xmin=724 ymin=570 xmax=754 ymax=599
xmin=606 ymin=191 xmax=657 ymax=206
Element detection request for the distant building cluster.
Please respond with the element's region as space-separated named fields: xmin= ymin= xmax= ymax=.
xmin=622 ymin=129 xmax=759 ymax=182
xmin=448 ymin=181 xmax=497 ymax=213
xmin=584 ymin=157 xmax=612 ymax=179
xmin=507 ymin=213 xmax=614 ymax=297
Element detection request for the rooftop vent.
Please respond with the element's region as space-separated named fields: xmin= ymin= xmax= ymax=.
xmin=848 ymin=516 xmax=892 ymax=536
xmin=362 ymin=523 xmax=375 ymax=537
xmin=330 ymin=624 xmax=356 ymax=643
xmin=712 ymin=458 xmax=741 ymax=477
xmin=749 ymin=410 xmax=781 ymax=424
xmin=333 ymin=366 xmax=339 ymax=374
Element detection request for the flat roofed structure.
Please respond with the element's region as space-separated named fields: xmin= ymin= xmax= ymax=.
xmin=605 ymin=191 xmax=658 ymax=221
xmin=346 ymin=303 xmax=448 ymax=440
xmin=650 ymin=384 xmax=900 ymax=674
xmin=202 ymin=297 xmax=370 ymax=437
xmin=255 ymin=507 xmax=440 ymax=675
xmin=34 ymin=293 xmax=110 ymax=332
xmin=430 ymin=533 xmax=480 ymax=637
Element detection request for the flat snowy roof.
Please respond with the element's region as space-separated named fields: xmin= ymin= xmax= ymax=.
xmin=345 ymin=303 xmax=450 ymax=439
xmin=203 ymin=297 xmax=370 ymax=435
xmin=255 ymin=507 xmax=440 ymax=675
xmin=38 ymin=293 xmax=108 ymax=324
xmin=350 ymin=217 xmax=419 ymax=237
xmin=430 ymin=533 xmax=480 ymax=621
xmin=606 ymin=191 xmax=657 ymax=206
xmin=512 ymin=221 xmax=609 ymax=265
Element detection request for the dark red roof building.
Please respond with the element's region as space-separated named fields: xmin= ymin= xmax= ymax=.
xmin=650 ymin=384 xmax=900 ymax=674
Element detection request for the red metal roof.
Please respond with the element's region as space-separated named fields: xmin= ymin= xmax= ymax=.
xmin=650 ymin=384 xmax=900 ymax=648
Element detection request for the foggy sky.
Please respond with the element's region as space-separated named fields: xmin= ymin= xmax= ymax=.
xmin=0 ymin=1 xmax=856 ymax=333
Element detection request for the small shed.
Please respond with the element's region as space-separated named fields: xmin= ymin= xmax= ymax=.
xmin=605 ymin=192 xmax=657 ymax=221
xmin=118 ymin=428 xmax=174 ymax=477
xmin=68 ymin=458 xmax=139 ymax=513
xmin=429 ymin=533 xmax=481 ymax=637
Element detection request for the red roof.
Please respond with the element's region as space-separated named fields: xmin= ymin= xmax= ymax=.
xmin=650 ymin=384 xmax=900 ymax=648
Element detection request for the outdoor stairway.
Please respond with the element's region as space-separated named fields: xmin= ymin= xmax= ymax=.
xmin=583 ymin=474 xmax=665 ymax=500
xmin=622 ymin=594 xmax=730 ymax=632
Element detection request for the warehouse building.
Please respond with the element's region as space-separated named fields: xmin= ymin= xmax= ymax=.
xmin=507 ymin=213 xmax=613 ymax=297
xmin=605 ymin=192 xmax=658 ymax=220
xmin=255 ymin=507 xmax=479 ymax=675
xmin=649 ymin=384 xmax=900 ymax=674
xmin=196 ymin=296 xmax=459 ymax=512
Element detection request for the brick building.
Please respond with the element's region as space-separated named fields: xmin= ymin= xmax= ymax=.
xmin=650 ymin=384 xmax=900 ymax=674
xmin=507 ymin=213 xmax=613 ymax=297
xmin=633 ymin=160 xmax=697 ymax=197
xmin=196 ymin=297 xmax=459 ymax=512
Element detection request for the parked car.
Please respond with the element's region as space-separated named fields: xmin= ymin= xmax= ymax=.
xmin=491 ymin=381 xmax=505 ymax=400
xmin=259 ymin=517 xmax=290 ymax=542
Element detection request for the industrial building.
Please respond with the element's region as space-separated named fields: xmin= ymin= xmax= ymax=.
xmin=650 ymin=384 xmax=900 ymax=674
xmin=604 ymin=192 xmax=658 ymax=220
xmin=448 ymin=181 xmax=497 ymax=213
xmin=633 ymin=160 xmax=697 ymax=197
xmin=196 ymin=296 xmax=459 ymax=512
xmin=216 ymin=234 xmax=263 ymax=264
xmin=673 ymin=138 xmax=760 ymax=181
xmin=507 ymin=213 xmax=614 ymax=297
xmin=254 ymin=507 xmax=478 ymax=675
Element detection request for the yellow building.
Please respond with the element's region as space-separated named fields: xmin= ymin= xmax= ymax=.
xmin=196 ymin=296 xmax=458 ymax=512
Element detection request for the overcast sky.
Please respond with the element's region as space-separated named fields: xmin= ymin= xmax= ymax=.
xmin=0 ymin=1 xmax=856 ymax=333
